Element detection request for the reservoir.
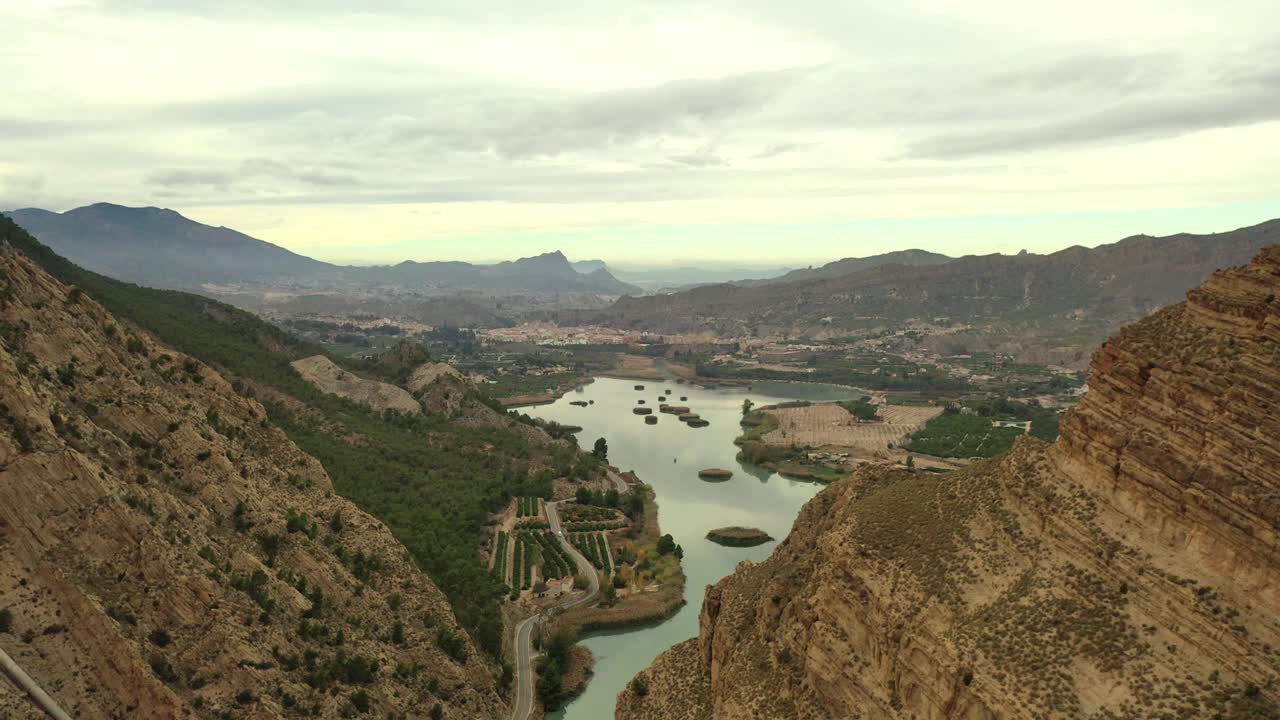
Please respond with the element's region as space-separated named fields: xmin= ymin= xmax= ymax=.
xmin=526 ymin=374 xmax=862 ymax=719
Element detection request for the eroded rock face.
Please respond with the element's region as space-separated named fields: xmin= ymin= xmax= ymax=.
xmin=619 ymin=247 xmax=1280 ymax=720
xmin=1056 ymin=245 xmax=1280 ymax=614
xmin=291 ymin=354 xmax=422 ymax=414
xmin=0 ymin=249 xmax=503 ymax=719
xmin=406 ymin=362 xmax=464 ymax=395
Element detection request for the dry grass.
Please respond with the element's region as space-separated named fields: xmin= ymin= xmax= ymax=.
xmin=761 ymin=402 xmax=941 ymax=455
xmin=602 ymin=354 xmax=665 ymax=380
xmin=602 ymin=354 xmax=696 ymax=380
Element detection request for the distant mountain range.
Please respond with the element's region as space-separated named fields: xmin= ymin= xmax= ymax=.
xmin=747 ymin=249 xmax=952 ymax=286
xmin=7 ymin=203 xmax=335 ymax=287
xmin=573 ymin=260 xmax=797 ymax=291
xmin=577 ymin=219 xmax=1280 ymax=347
xmin=354 ymin=250 xmax=636 ymax=294
xmin=5 ymin=203 xmax=639 ymax=295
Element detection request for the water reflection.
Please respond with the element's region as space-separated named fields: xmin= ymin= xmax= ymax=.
xmin=527 ymin=375 xmax=861 ymax=719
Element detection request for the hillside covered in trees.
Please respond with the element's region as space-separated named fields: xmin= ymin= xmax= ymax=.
xmin=0 ymin=212 xmax=586 ymax=656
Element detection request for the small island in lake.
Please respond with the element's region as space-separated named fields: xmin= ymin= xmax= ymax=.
xmin=570 ymin=400 xmax=588 ymax=407
xmin=698 ymin=468 xmax=733 ymax=480
xmin=706 ymin=526 xmax=774 ymax=547
xmin=633 ymin=407 xmax=653 ymax=415
xmin=645 ymin=415 xmax=658 ymax=425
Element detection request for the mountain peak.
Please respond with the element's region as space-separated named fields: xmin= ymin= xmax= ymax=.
xmin=68 ymin=202 xmax=186 ymax=220
xmin=8 ymin=202 xmax=328 ymax=287
xmin=514 ymin=250 xmax=569 ymax=264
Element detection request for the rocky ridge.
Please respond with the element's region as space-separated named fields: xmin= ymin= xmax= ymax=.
xmin=618 ymin=247 xmax=1280 ymax=719
xmin=584 ymin=219 xmax=1279 ymax=352
xmin=407 ymin=362 xmax=464 ymax=395
xmin=290 ymin=354 xmax=422 ymax=414
xmin=0 ymin=245 xmax=504 ymax=718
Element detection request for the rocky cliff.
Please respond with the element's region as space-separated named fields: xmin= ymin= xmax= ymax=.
xmin=619 ymin=247 xmax=1280 ymax=719
xmin=0 ymin=245 xmax=506 ymax=717
xmin=291 ymin=354 xmax=423 ymax=414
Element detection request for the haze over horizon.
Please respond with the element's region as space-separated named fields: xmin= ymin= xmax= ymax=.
xmin=4 ymin=0 xmax=1279 ymax=264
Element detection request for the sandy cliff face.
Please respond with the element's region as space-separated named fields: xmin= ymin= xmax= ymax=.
xmin=0 ymin=247 xmax=504 ymax=718
xmin=620 ymin=247 xmax=1280 ymax=720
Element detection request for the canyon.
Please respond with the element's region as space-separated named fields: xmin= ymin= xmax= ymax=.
xmin=618 ymin=247 xmax=1280 ymax=719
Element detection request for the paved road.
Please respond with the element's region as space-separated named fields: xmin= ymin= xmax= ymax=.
xmin=510 ymin=501 xmax=600 ymax=720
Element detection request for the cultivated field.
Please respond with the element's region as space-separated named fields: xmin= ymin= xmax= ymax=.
xmin=602 ymin=353 xmax=696 ymax=380
xmin=761 ymin=402 xmax=942 ymax=455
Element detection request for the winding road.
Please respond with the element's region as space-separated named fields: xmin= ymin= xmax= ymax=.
xmin=510 ymin=500 xmax=601 ymax=720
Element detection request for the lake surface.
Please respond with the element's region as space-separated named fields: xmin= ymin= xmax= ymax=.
xmin=526 ymin=372 xmax=862 ymax=719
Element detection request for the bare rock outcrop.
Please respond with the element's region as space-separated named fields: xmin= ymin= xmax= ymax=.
xmin=0 ymin=249 xmax=503 ymax=718
xmin=291 ymin=354 xmax=421 ymax=414
xmin=619 ymin=247 xmax=1280 ymax=720
xmin=406 ymin=361 xmax=464 ymax=395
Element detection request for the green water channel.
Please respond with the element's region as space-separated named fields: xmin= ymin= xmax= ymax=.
xmin=526 ymin=373 xmax=862 ymax=719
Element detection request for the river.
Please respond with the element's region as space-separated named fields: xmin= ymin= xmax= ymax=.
xmin=525 ymin=372 xmax=862 ymax=719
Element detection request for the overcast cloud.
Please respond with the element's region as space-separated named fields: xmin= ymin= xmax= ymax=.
xmin=2 ymin=0 xmax=1278 ymax=263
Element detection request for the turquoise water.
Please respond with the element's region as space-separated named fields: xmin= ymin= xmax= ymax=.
xmin=527 ymin=374 xmax=861 ymax=719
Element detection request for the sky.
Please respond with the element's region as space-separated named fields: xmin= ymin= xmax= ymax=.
xmin=2 ymin=0 xmax=1279 ymax=266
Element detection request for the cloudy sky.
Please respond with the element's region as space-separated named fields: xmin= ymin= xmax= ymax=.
xmin=3 ymin=0 xmax=1279 ymax=265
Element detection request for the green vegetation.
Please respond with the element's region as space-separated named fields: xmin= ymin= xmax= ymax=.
xmin=491 ymin=527 xmax=506 ymax=584
xmin=559 ymin=502 xmax=618 ymax=522
xmin=705 ymin=527 xmax=773 ymax=547
xmin=570 ymin=532 xmax=612 ymax=575
xmin=630 ymin=677 xmax=649 ymax=697
xmin=515 ymin=534 xmax=535 ymax=590
xmin=435 ymin=628 xmax=468 ymax=663
xmin=512 ymin=535 xmax=525 ymax=596
xmin=633 ymin=543 xmax=682 ymax=582
xmin=735 ymin=411 xmax=845 ymax=481
xmin=1030 ymin=412 xmax=1060 ymax=442
xmin=522 ymin=530 xmax=574 ymax=580
xmin=485 ymin=370 xmax=582 ymax=400
xmin=0 ymin=215 xmax=578 ymax=656
xmin=699 ymin=352 xmax=968 ymax=392
xmin=535 ymin=629 xmax=577 ymax=710
xmin=656 ymin=533 xmax=678 ymax=556
xmin=563 ymin=521 xmax=626 ymax=532
xmin=738 ymin=411 xmax=776 ymax=438
xmin=905 ymin=396 xmax=1061 ymax=458
xmin=904 ymin=414 xmax=1024 ymax=458
xmin=516 ymin=496 xmax=542 ymax=518
xmin=573 ymin=486 xmax=619 ymax=508
xmin=838 ymin=396 xmax=878 ymax=421
xmin=149 ymin=654 xmax=179 ymax=683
